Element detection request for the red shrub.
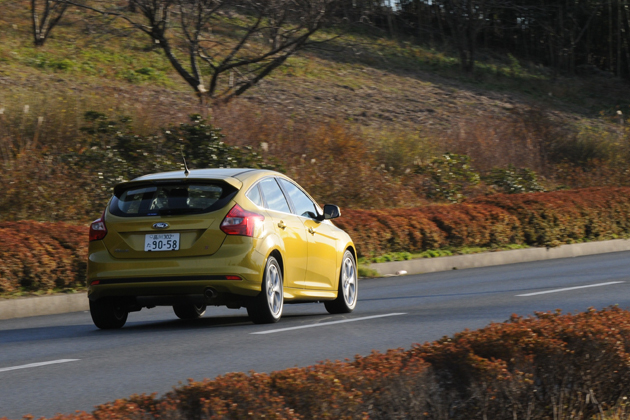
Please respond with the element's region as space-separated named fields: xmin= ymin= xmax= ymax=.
xmin=336 ymin=209 xmax=446 ymax=257
xmin=412 ymin=307 xmax=630 ymax=419
xmin=336 ymin=187 xmax=630 ymax=257
xmin=270 ymin=362 xmax=366 ymax=419
xmin=0 ymin=221 xmax=87 ymax=294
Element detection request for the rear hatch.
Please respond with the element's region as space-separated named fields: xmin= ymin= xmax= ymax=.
xmin=102 ymin=178 xmax=239 ymax=259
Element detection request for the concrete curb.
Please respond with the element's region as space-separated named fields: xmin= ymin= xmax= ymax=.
xmin=0 ymin=292 xmax=88 ymax=321
xmin=3 ymin=239 xmax=630 ymax=321
xmin=368 ymin=238 xmax=630 ymax=276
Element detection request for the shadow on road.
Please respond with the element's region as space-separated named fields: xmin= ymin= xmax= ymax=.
xmin=0 ymin=311 xmax=328 ymax=344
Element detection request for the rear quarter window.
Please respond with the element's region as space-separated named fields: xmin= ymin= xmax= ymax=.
xmin=246 ymin=184 xmax=263 ymax=207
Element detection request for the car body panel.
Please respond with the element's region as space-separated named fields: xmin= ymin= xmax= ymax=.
xmin=88 ymin=235 xmax=265 ymax=299
xmin=263 ymin=208 xmax=309 ymax=289
xmin=101 ymin=210 xmax=229 ymax=259
xmin=302 ymin=218 xmax=339 ymax=289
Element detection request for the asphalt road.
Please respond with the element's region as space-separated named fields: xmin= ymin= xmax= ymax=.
xmin=3 ymin=251 xmax=630 ymax=419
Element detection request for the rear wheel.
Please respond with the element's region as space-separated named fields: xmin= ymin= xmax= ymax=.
xmin=325 ymin=250 xmax=358 ymax=314
xmin=90 ymin=299 xmax=128 ymax=329
xmin=173 ymin=303 xmax=207 ymax=320
xmin=247 ymin=256 xmax=283 ymax=324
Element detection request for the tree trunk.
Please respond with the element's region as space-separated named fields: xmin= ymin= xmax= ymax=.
xmin=387 ymin=9 xmax=396 ymax=39
xmin=618 ymin=0 xmax=623 ymax=76
xmin=622 ymin=1 xmax=630 ymax=78
xmin=465 ymin=0 xmax=475 ymax=73
xmin=610 ymin=0 xmax=615 ymax=71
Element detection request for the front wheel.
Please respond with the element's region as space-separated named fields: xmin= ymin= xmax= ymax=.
xmin=173 ymin=303 xmax=207 ymax=320
xmin=90 ymin=299 xmax=128 ymax=329
xmin=325 ymin=250 xmax=358 ymax=314
xmin=247 ymin=256 xmax=283 ymax=324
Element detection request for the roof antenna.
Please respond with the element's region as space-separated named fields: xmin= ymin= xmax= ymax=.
xmin=181 ymin=146 xmax=190 ymax=177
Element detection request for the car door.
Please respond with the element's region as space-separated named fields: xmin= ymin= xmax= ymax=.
xmin=257 ymin=177 xmax=308 ymax=290
xmin=277 ymin=178 xmax=338 ymax=290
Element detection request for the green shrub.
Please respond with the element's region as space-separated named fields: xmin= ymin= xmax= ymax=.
xmin=163 ymin=115 xmax=278 ymax=171
xmin=120 ymin=67 xmax=166 ymax=83
xmin=486 ymin=164 xmax=545 ymax=194
xmin=67 ymin=112 xmax=279 ymax=195
xmin=415 ymin=153 xmax=480 ymax=203
xmin=27 ymin=54 xmax=75 ymax=71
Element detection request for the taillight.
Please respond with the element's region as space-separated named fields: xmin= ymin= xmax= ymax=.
xmin=220 ymin=204 xmax=264 ymax=237
xmin=89 ymin=211 xmax=107 ymax=242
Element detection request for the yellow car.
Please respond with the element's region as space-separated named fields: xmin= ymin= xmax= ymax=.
xmin=87 ymin=168 xmax=357 ymax=329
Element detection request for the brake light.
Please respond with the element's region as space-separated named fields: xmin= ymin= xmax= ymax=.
xmin=220 ymin=204 xmax=264 ymax=237
xmin=89 ymin=211 xmax=108 ymax=242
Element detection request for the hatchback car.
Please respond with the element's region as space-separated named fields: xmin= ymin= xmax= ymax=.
xmin=87 ymin=168 xmax=357 ymax=329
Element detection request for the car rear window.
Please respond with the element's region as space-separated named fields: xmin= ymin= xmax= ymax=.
xmin=110 ymin=182 xmax=237 ymax=217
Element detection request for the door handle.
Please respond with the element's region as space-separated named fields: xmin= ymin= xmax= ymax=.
xmin=308 ymin=227 xmax=315 ymax=235
xmin=278 ymin=221 xmax=286 ymax=230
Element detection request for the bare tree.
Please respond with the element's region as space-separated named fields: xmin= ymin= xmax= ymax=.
xmin=63 ymin=0 xmax=340 ymax=104
xmin=31 ymin=0 xmax=70 ymax=46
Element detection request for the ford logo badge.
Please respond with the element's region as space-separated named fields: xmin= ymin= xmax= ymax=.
xmin=152 ymin=222 xmax=169 ymax=229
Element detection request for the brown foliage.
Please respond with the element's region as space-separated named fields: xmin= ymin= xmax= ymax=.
xmin=336 ymin=187 xmax=630 ymax=257
xmin=412 ymin=307 xmax=630 ymax=419
xmin=444 ymin=109 xmax=554 ymax=175
xmin=0 ymin=221 xmax=87 ymax=294
xmin=474 ymin=187 xmax=630 ymax=246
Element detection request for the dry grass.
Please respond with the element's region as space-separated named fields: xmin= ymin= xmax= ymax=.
xmin=4 ymin=85 xmax=630 ymax=223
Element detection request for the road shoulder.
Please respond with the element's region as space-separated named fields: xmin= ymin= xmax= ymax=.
xmin=369 ymin=238 xmax=630 ymax=276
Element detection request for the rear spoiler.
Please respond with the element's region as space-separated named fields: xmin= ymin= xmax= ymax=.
xmin=113 ymin=177 xmax=243 ymax=197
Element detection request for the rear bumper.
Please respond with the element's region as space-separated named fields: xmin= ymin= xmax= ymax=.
xmin=87 ymin=236 xmax=265 ymax=301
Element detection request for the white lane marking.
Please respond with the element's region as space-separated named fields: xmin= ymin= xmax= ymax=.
xmin=0 ymin=359 xmax=80 ymax=373
xmin=517 ymin=281 xmax=625 ymax=297
xmin=251 ymin=313 xmax=407 ymax=335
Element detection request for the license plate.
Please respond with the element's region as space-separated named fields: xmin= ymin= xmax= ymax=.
xmin=144 ymin=233 xmax=180 ymax=251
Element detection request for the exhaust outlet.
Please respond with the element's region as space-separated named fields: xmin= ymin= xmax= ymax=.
xmin=204 ymin=287 xmax=218 ymax=300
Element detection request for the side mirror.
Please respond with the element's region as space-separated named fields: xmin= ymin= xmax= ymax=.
xmin=322 ymin=204 xmax=341 ymax=220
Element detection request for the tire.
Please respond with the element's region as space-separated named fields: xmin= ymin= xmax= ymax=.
xmin=325 ymin=250 xmax=358 ymax=314
xmin=247 ymin=256 xmax=283 ymax=324
xmin=90 ymin=299 xmax=128 ymax=329
xmin=173 ymin=303 xmax=207 ymax=320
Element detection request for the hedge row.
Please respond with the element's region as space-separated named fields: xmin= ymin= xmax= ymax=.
xmin=3 ymin=187 xmax=630 ymax=294
xmin=337 ymin=187 xmax=630 ymax=257
xmin=0 ymin=221 xmax=88 ymax=294
xmin=6 ymin=306 xmax=630 ymax=420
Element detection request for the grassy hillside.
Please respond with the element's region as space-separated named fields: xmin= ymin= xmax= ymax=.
xmin=2 ymin=0 xmax=630 ymax=223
